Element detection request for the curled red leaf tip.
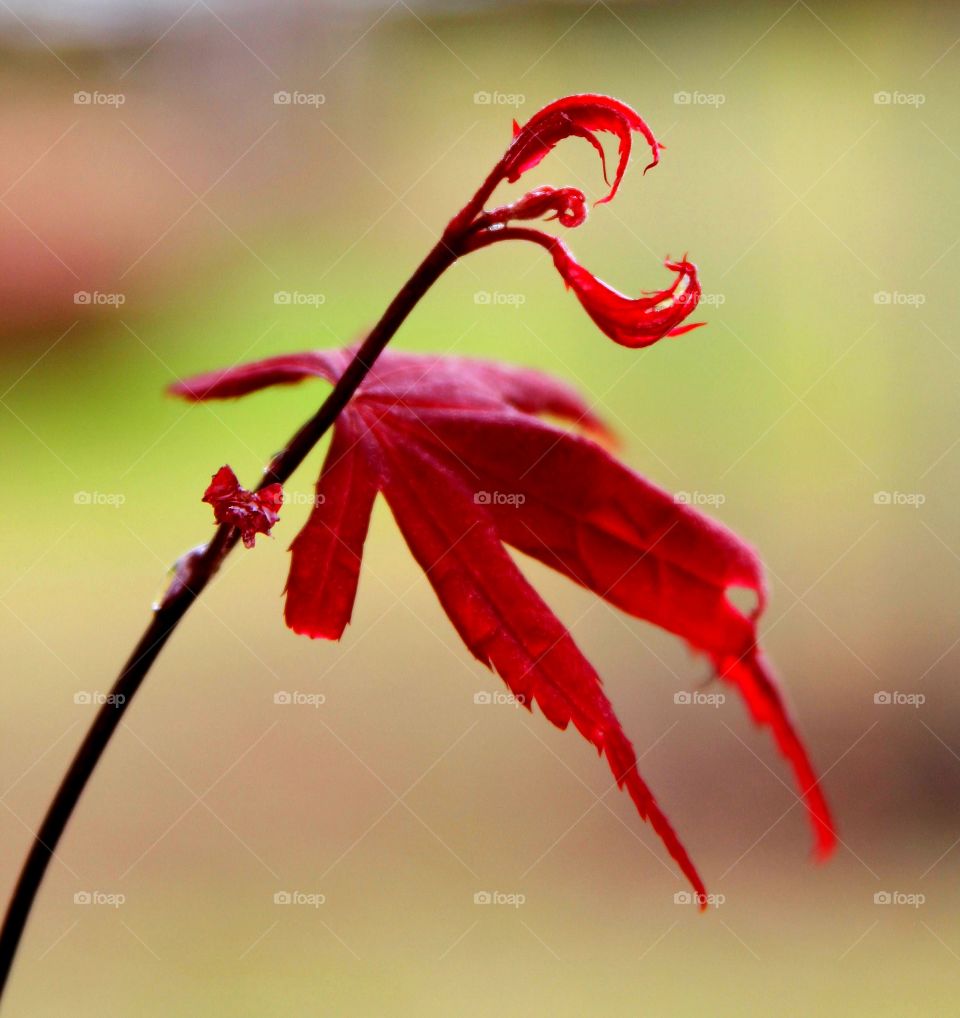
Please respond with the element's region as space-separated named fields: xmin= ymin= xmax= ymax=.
xmin=202 ymin=465 xmax=282 ymax=549
xmin=465 ymin=227 xmax=703 ymax=349
xmin=553 ymin=248 xmax=704 ymax=348
xmin=500 ymin=94 xmax=661 ymax=205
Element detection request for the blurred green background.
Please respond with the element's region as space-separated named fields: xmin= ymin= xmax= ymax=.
xmin=2 ymin=1 xmax=959 ymax=1014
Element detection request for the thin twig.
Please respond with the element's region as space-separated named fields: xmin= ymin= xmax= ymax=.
xmin=0 ymin=232 xmax=470 ymax=1003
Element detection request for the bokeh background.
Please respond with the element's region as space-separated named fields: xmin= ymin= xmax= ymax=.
xmin=1 ymin=1 xmax=959 ymax=1014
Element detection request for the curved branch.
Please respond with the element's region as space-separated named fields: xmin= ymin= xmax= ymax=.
xmin=0 ymin=237 xmax=459 ymax=1005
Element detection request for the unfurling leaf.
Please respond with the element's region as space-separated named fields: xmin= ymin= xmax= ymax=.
xmin=462 ymin=95 xmax=704 ymax=348
xmin=500 ymin=94 xmax=662 ymax=204
xmin=466 ymin=227 xmax=703 ymax=348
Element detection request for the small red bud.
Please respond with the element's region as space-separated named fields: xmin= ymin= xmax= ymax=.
xmin=202 ymin=465 xmax=282 ymax=548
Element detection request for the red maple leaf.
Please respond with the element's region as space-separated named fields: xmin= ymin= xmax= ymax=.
xmin=173 ymin=348 xmax=837 ymax=898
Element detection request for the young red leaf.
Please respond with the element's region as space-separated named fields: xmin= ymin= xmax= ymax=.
xmin=174 ymin=348 xmax=836 ymax=891
xmin=481 ymin=186 xmax=589 ymax=230
xmin=550 ymin=250 xmax=704 ymax=347
xmin=202 ymin=465 xmax=282 ymax=548
xmin=465 ymin=227 xmax=704 ymax=348
xmin=501 ymin=94 xmax=661 ymax=204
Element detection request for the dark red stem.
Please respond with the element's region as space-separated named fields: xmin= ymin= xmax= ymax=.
xmin=0 ymin=186 xmax=504 ymax=1003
